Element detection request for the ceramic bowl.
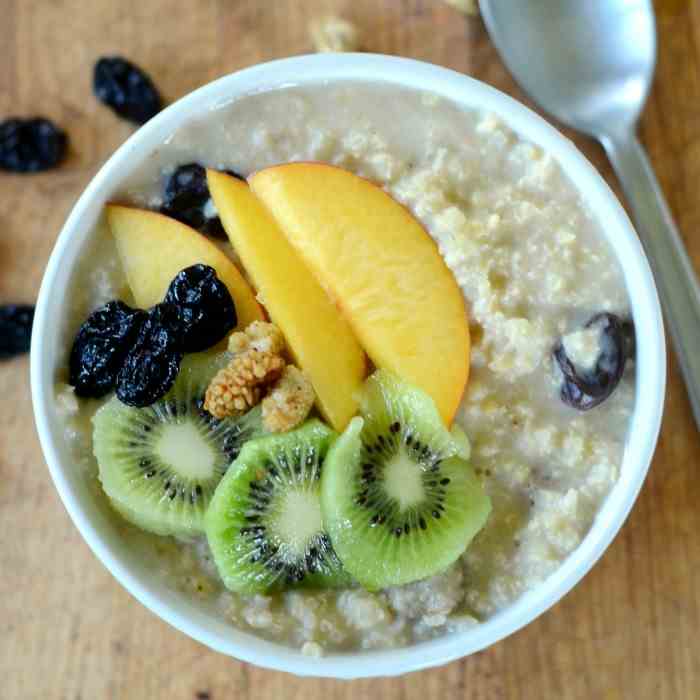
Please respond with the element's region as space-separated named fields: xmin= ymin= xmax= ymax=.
xmin=30 ymin=54 xmax=665 ymax=678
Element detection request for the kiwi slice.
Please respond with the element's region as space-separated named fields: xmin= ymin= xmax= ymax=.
xmin=321 ymin=370 xmax=491 ymax=590
xmin=93 ymin=352 xmax=266 ymax=538
xmin=205 ymin=420 xmax=351 ymax=594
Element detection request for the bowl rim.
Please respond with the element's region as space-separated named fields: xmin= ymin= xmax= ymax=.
xmin=30 ymin=53 xmax=666 ymax=679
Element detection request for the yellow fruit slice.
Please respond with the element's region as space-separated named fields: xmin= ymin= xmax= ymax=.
xmin=106 ymin=205 xmax=263 ymax=330
xmin=207 ymin=170 xmax=367 ymax=431
xmin=249 ymin=163 xmax=470 ymax=425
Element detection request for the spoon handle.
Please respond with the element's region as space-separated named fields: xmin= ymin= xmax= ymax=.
xmin=600 ymin=129 xmax=700 ymax=429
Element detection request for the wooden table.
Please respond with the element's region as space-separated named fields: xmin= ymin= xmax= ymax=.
xmin=1 ymin=1 xmax=698 ymax=697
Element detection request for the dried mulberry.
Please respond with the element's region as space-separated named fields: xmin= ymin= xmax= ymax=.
xmin=262 ymin=366 xmax=316 ymax=433
xmin=228 ymin=321 xmax=286 ymax=356
xmin=204 ymin=350 xmax=285 ymax=419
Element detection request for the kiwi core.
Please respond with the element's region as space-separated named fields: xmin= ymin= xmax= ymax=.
xmin=384 ymin=447 xmax=425 ymax=510
xmin=274 ymin=490 xmax=323 ymax=556
xmin=155 ymin=423 xmax=217 ymax=480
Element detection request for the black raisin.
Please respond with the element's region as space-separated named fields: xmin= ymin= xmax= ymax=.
xmin=199 ymin=216 xmax=228 ymax=240
xmin=0 ymin=304 xmax=35 ymax=360
xmin=164 ymin=265 xmax=236 ymax=352
xmin=164 ymin=163 xmax=209 ymax=210
xmin=559 ymin=377 xmax=606 ymax=411
xmin=160 ymin=202 xmax=207 ymax=230
xmin=116 ymin=303 xmax=184 ymax=407
xmin=159 ymin=164 xmax=242 ymax=241
xmin=69 ymin=301 xmax=146 ymax=398
xmin=93 ymin=57 xmax=162 ymax=125
xmin=0 ymin=118 xmax=67 ymax=173
xmin=554 ymin=312 xmax=631 ymax=411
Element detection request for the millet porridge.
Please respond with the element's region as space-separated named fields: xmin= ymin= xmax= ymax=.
xmin=54 ymin=82 xmax=634 ymax=655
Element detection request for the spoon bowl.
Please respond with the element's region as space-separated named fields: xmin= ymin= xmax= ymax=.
xmin=481 ymin=0 xmax=656 ymax=136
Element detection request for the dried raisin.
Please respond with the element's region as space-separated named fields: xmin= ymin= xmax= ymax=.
xmin=93 ymin=57 xmax=162 ymax=125
xmin=69 ymin=301 xmax=146 ymax=398
xmin=0 ymin=304 xmax=35 ymax=359
xmin=164 ymin=264 xmax=237 ymax=352
xmin=554 ymin=313 xmax=632 ymax=411
xmin=164 ymin=163 xmax=209 ymax=210
xmin=160 ymin=164 xmax=243 ymax=240
xmin=116 ymin=303 xmax=184 ymax=407
xmin=0 ymin=118 xmax=67 ymax=173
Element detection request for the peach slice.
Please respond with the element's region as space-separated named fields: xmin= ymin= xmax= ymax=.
xmin=249 ymin=163 xmax=470 ymax=425
xmin=207 ymin=170 xmax=367 ymax=431
xmin=106 ymin=205 xmax=263 ymax=330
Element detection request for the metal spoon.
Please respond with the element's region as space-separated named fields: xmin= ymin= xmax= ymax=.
xmin=480 ymin=0 xmax=700 ymax=428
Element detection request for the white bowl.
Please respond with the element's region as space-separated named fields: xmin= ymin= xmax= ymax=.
xmin=30 ymin=54 xmax=665 ymax=678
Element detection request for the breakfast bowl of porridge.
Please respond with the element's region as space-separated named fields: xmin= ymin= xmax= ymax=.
xmin=30 ymin=54 xmax=665 ymax=678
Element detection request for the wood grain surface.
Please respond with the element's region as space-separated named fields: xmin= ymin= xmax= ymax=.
xmin=1 ymin=1 xmax=699 ymax=698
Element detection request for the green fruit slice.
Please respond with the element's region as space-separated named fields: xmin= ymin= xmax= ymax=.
xmin=205 ymin=420 xmax=351 ymax=594
xmin=93 ymin=352 xmax=266 ymax=537
xmin=321 ymin=370 xmax=491 ymax=590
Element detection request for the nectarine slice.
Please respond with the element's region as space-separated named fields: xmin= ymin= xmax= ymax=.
xmin=207 ymin=170 xmax=366 ymax=431
xmin=249 ymin=164 xmax=469 ymax=424
xmin=106 ymin=205 xmax=263 ymax=330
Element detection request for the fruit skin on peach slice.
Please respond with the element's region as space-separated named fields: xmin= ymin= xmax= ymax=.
xmin=207 ymin=170 xmax=367 ymax=431
xmin=106 ymin=205 xmax=263 ymax=330
xmin=249 ymin=163 xmax=470 ymax=425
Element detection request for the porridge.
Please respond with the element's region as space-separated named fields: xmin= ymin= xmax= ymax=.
xmin=55 ymin=82 xmax=634 ymax=653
